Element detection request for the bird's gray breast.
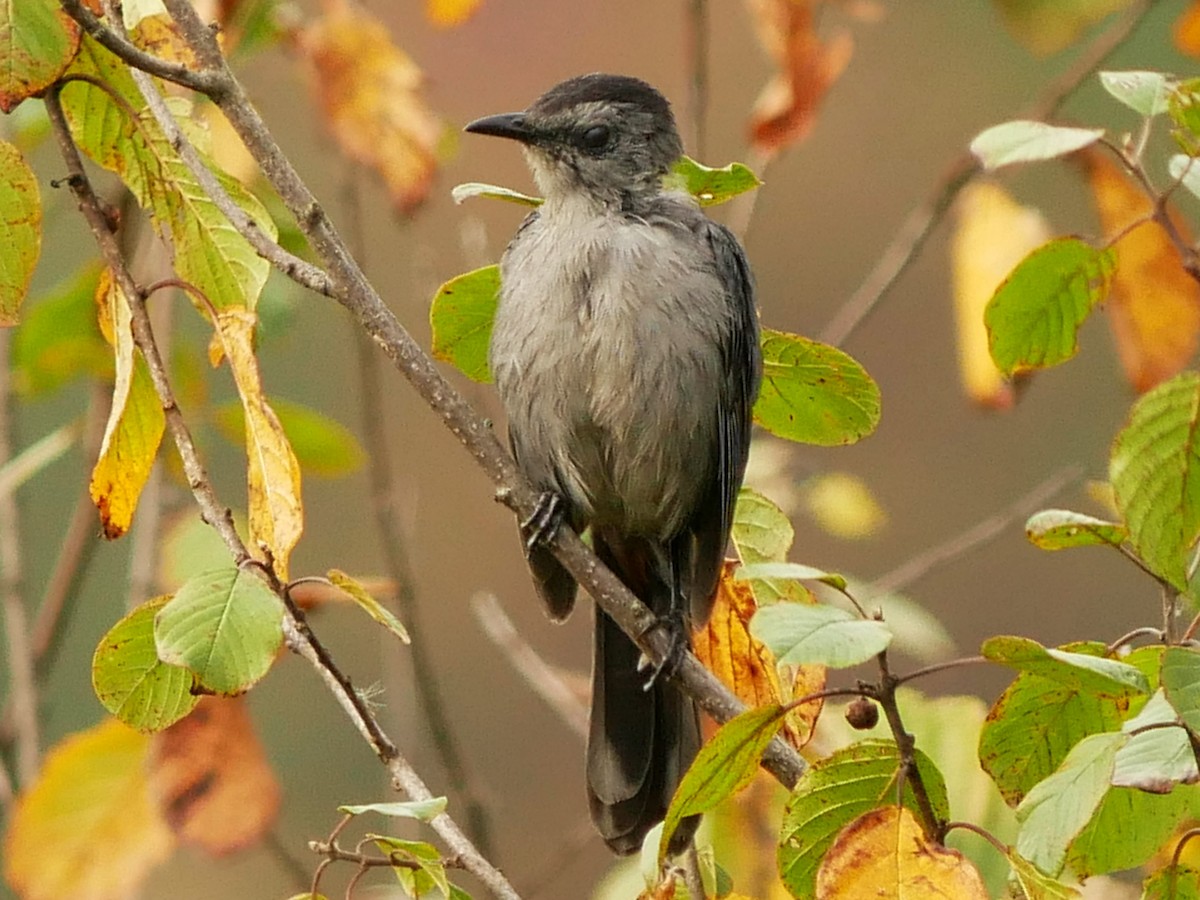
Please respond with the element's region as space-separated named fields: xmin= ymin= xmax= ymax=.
xmin=491 ymin=201 xmax=730 ymax=539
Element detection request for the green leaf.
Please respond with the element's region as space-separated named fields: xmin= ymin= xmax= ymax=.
xmin=0 ymin=0 xmax=80 ymax=112
xmin=981 ymin=636 xmax=1149 ymax=698
xmin=1143 ymin=864 xmax=1200 ymax=900
xmin=12 ymin=264 xmax=110 ymax=396
xmin=658 ymin=703 xmax=788 ymax=860
xmin=1169 ymin=154 xmax=1200 ymax=202
xmin=339 ymin=797 xmax=447 ymax=820
xmin=61 ymin=37 xmax=276 ymax=313
xmin=1112 ymin=692 xmax=1196 ymax=792
xmin=1024 ymin=509 xmax=1128 ymax=550
xmin=92 ymin=595 xmax=200 ymax=732
xmin=991 ymin=0 xmax=1133 ymax=56
xmin=970 ymin=120 xmax=1105 ymax=170
xmin=664 ymin=156 xmax=763 ymax=206
xmin=451 ymin=182 xmax=542 ymax=207
xmin=1099 ymin=71 xmax=1172 ymax=117
xmin=327 ymin=569 xmax=410 ymax=644
xmin=732 ymin=487 xmax=794 ymax=565
xmin=1170 ymin=78 xmax=1200 ymax=145
xmin=1162 ymin=647 xmax=1200 ymax=733
xmin=754 ymin=329 xmax=880 ymax=446
xmin=777 ymin=739 xmax=950 ymax=900
xmin=371 ymin=836 xmax=450 ymax=898
xmin=1110 ymin=373 xmax=1200 ymax=590
xmin=154 ymin=566 xmax=284 ymax=695
xmin=213 ymin=398 xmax=365 ymax=478
xmin=429 ymin=264 xmax=499 ymax=384
xmin=979 ymin=644 xmax=1131 ymax=806
xmin=750 ymin=602 xmax=892 ymax=668
xmin=734 ymin=562 xmax=846 ymax=591
xmin=985 ymin=237 xmax=1117 ymax=375
xmin=1015 ymin=731 xmax=1125 ymax=876
xmin=0 ymin=141 xmax=41 ymax=324
xmin=1067 ymin=783 xmax=1199 ymax=878
xmin=1007 ymin=852 xmax=1081 ymax=899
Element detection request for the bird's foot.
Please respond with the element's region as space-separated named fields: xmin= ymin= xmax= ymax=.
xmin=638 ymin=607 xmax=688 ymax=691
xmin=521 ymin=491 xmax=564 ymax=552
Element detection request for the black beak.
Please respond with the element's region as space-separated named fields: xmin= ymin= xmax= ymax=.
xmin=464 ymin=112 xmax=536 ymax=144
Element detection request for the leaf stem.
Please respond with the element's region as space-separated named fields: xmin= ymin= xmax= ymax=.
xmin=893 ymin=655 xmax=988 ymax=687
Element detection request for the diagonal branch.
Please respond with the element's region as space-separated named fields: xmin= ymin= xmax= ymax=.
xmin=43 ymin=88 xmax=520 ymax=900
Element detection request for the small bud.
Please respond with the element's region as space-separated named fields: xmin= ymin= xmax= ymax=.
xmin=845 ymin=697 xmax=879 ymax=730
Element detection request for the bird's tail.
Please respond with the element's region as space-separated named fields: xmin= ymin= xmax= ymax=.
xmin=586 ymin=532 xmax=701 ymax=856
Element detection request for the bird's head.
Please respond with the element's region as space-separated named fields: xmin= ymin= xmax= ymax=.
xmin=465 ymin=73 xmax=684 ymax=209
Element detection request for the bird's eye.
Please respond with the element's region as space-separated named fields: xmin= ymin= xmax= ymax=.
xmin=580 ymin=125 xmax=611 ymax=152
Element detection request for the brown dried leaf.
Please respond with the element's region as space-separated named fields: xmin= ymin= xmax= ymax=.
xmin=1082 ymin=150 xmax=1200 ymax=392
xmin=0 ymin=0 xmax=80 ymax=113
xmin=147 ymin=697 xmax=281 ymax=854
xmin=815 ymin=806 xmax=989 ymax=899
xmin=295 ymin=0 xmax=446 ymax=214
xmin=746 ymin=0 xmax=853 ymax=157
xmin=951 ymin=181 xmax=1052 ymax=409
xmin=3 ymin=719 xmax=174 ymax=899
xmin=693 ymin=561 xmax=826 ymax=750
xmin=131 ymin=14 xmax=199 ymax=67
xmin=212 ymin=309 xmax=303 ymax=578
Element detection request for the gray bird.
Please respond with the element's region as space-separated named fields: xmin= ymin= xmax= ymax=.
xmin=465 ymin=73 xmax=761 ymax=856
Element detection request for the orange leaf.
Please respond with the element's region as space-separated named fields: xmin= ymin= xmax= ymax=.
xmin=693 ymin=561 xmax=826 ymax=750
xmin=746 ymin=0 xmax=853 ymax=157
xmin=815 ymin=806 xmax=989 ymax=899
xmin=295 ymin=0 xmax=446 ymax=214
xmin=426 ymin=0 xmax=484 ymax=28
xmin=951 ymin=182 xmax=1052 ymax=409
xmin=3 ymin=719 xmax=174 ymax=900
xmin=89 ymin=270 xmax=167 ymax=539
xmin=1082 ymin=151 xmax=1200 ymax=392
xmin=147 ymin=696 xmax=281 ymax=854
xmin=1177 ymin=1 xmax=1200 ymax=57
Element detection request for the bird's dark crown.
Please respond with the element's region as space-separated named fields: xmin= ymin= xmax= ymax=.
xmin=529 ymin=74 xmax=672 ymax=122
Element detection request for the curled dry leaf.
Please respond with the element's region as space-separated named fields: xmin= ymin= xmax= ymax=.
xmin=693 ymin=561 xmax=826 ymax=750
xmin=147 ymin=696 xmax=281 ymax=854
xmin=1081 ymin=150 xmax=1200 ymax=393
xmin=294 ymin=0 xmax=446 ymax=214
xmin=951 ymin=181 xmax=1052 ymax=409
xmin=745 ymin=0 xmax=854 ymax=157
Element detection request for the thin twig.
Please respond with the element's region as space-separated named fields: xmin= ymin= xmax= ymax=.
xmin=684 ymin=0 xmax=709 ymax=160
xmin=1107 ymin=625 xmax=1165 ymax=654
xmin=873 ymin=652 xmax=941 ymax=841
xmin=471 ymin=592 xmax=588 ymax=739
xmin=342 ymin=172 xmax=495 ymax=857
xmin=819 ymin=0 xmax=1156 ymax=347
xmin=943 ymin=820 xmax=1008 ymax=855
xmin=893 ymin=655 xmax=988 ymax=687
xmin=0 ymin=331 xmax=40 ymax=785
xmin=866 ymin=465 xmax=1082 ymax=598
xmin=45 ymin=87 xmax=520 ymax=900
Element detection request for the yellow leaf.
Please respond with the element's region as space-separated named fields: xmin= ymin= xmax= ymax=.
xmin=147 ymin=697 xmax=281 ymax=854
xmin=89 ymin=270 xmax=166 ymax=539
xmin=425 ymin=0 xmax=484 ymax=28
xmin=951 ymin=182 xmax=1051 ymax=408
xmin=746 ymin=0 xmax=854 ymax=157
xmin=1083 ymin=150 xmax=1200 ymax=392
xmin=1177 ymin=1 xmax=1200 ymax=56
xmin=3 ymin=719 xmax=175 ymax=900
xmin=212 ymin=309 xmax=303 ymax=579
xmin=296 ymin=0 xmax=446 ymax=214
xmin=802 ymin=471 xmax=887 ymax=538
xmin=693 ymin=561 xmax=825 ymax=750
xmin=815 ymin=806 xmax=989 ymax=899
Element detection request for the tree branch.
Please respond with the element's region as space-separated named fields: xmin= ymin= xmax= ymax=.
xmin=43 ymin=88 xmax=520 ymax=900
xmin=140 ymin=0 xmax=808 ymax=789
xmin=0 ymin=332 xmax=39 ymax=786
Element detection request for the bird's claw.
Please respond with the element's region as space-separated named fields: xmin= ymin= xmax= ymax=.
xmin=638 ymin=607 xmax=688 ymax=691
xmin=522 ymin=491 xmax=564 ymax=552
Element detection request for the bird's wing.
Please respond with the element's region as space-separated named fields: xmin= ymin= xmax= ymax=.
xmin=689 ymin=220 xmax=762 ymax=620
